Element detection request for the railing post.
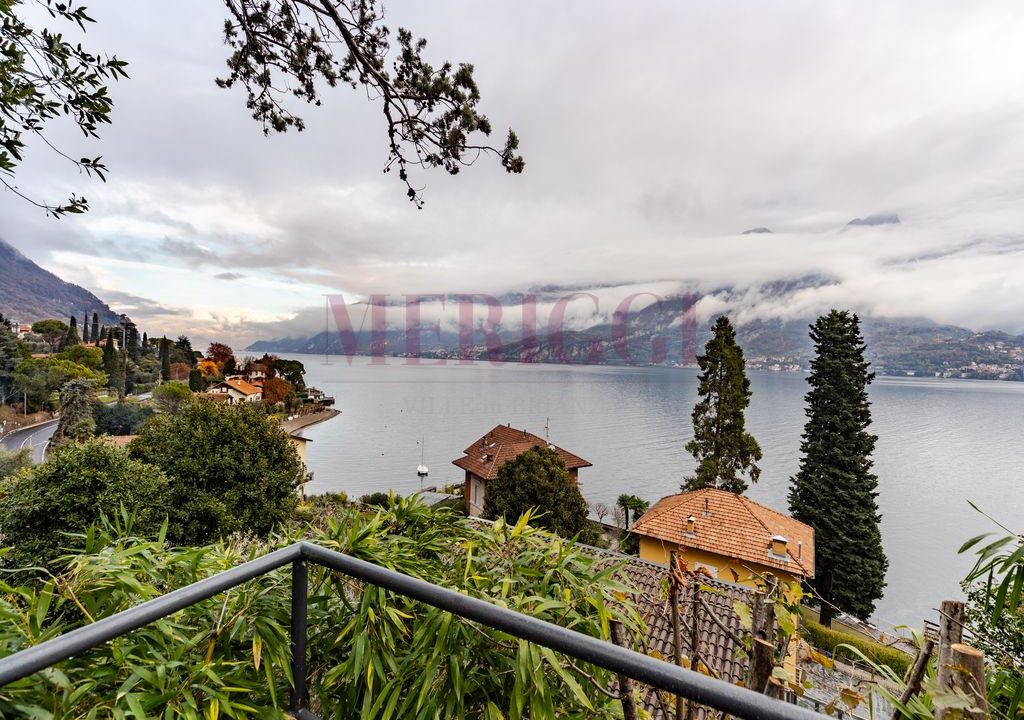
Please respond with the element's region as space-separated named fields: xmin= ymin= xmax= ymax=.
xmin=290 ymin=559 xmax=309 ymax=713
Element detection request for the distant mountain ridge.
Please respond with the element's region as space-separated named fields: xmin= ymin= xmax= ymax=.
xmin=0 ymin=238 xmax=119 ymax=324
xmin=248 ymin=279 xmax=1024 ymax=380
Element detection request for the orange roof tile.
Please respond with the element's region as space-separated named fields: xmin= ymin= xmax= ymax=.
xmin=630 ymin=488 xmax=814 ymax=578
xmin=452 ymin=424 xmax=592 ymax=481
xmin=223 ymin=378 xmax=262 ymax=396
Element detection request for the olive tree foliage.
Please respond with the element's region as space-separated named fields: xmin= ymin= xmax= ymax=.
xmin=0 ymin=0 xmax=128 ymax=215
xmin=217 ymin=0 xmax=525 ymax=207
xmin=0 ymin=499 xmax=643 ymax=719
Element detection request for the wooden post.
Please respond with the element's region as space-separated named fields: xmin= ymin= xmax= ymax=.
xmin=747 ymin=588 xmax=776 ymax=695
xmin=670 ymin=551 xmax=685 ymax=720
xmin=936 ymin=600 xmax=966 ymax=691
xmin=686 ymin=581 xmax=700 ymax=720
xmin=935 ymin=644 xmax=989 ymax=720
xmin=890 ymin=639 xmax=934 ymax=720
xmin=610 ymin=620 xmax=640 ymax=720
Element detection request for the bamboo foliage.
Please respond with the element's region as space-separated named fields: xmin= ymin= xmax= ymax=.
xmin=0 ymin=500 xmax=644 ymax=719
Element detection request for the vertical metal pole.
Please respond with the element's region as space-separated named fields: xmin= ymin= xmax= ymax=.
xmin=290 ymin=559 xmax=308 ymax=712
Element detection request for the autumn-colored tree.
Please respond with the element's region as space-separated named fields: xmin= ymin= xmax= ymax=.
xmin=206 ymin=342 xmax=234 ymax=369
xmin=169 ymin=362 xmax=191 ymax=382
xmin=261 ymin=377 xmax=294 ymax=405
xmin=197 ymin=359 xmax=221 ymax=379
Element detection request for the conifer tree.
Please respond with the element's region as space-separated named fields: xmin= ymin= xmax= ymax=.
xmin=91 ymin=313 xmax=99 ymax=345
xmin=683 ymin=316 xmax=761 ymax=494
xmin=160 ymin=337 xmax=171 ymax=382
xmin=102 ymin=328 xmax=124 ymax=394
xmin=62 ymin=315 xmax=80 ymax=349
xmin=81 ymin=311 xmax=90 ymax=343
xmin=52 ymin=378 xmax=97 ymax=447
xmin=789 ymin=310 xmax=887 ymax=627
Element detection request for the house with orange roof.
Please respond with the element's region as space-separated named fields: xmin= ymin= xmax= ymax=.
xmin=629 ymin=488 xmax=814 ymax=590
xmin=207 ymin=378 xmax=263 ymax=405
xmin=452 ymin=423 xmax=592 ymax=516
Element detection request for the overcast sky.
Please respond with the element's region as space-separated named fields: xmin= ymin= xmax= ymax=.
xmin=3 ymin=0 xmax=1024 ymax=346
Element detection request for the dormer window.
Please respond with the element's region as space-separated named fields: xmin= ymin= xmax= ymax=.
xmin=769 ymin=535 xmax=789 ymax=560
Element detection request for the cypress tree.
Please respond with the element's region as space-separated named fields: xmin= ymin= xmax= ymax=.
xmin=789 ymin=310 xmax=887 ymax=627
xmin=82 ymin=311 xmax=90 ymax=343
xmin=102 ymin=329 xmax=124 ymax=394
xmin=91 ymin=313 xmax=100 ymax=345
xmin=683 ymin=315 xmax=762 ymax=494
xmin=160 ymin=337 xmax=171 ymax=382
xmin=62 ymin=316 xmax=80 ymax=349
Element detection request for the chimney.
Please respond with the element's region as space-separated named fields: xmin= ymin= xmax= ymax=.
xmin=797 ymin=541 xmax=803 ymax=560
xmin=685 ymin=515 xmax=696 ymax=535
xmin=771 ymin=535 xmax=788 ymax=557
xmin=702 ymin=497 xmax=710 ymax=518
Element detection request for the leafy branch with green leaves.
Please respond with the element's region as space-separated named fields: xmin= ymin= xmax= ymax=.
xmin=0 ymin=0 xmax=127 ymax=215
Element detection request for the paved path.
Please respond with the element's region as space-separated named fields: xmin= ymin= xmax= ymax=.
xmin=1 ymin=419 xmax=58 ymax=463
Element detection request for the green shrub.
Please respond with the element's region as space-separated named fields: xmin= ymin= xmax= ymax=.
xmin=0 ymin=439 xmax=169 ymax=570
xmin=129 ymin=398 xmax=304 ymax=545
xmin=483 ymin=446 xmax=589 ymax=538
xmin=359 ymin=491 xmax=393 ymax=507
xmin=801 ymin=617 xmax=911 ymax=676
xmin=94 ymin=400 xmax=154 ymax=435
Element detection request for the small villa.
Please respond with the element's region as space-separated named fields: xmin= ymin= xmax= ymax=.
xmin=629 ymin=488 xmax=814 ymax=589
xmin=452 ymin=423 xmax=591 ymax=516
xmin=207 ymin=378 xmax=263 ymax=405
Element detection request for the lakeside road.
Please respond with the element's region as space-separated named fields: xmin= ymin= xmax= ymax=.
xmin=1 ymin=419 xmax=58 ymax=463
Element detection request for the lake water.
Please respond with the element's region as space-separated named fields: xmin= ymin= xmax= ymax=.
xmin=290 ymin=354 xmax=1024 ymax=630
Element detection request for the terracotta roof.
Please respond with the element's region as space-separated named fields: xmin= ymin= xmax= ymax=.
xmin=589 ymin=548 xmax=754 ymax=719
xmin=222 ymin=378 xmax=262 ymax=396
xmin=630 ymin=488 xmax=814 ymax=578
xmin=451 ymin=424 xmax=592 ymax=481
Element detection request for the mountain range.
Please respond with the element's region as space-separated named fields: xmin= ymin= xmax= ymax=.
xmin=248 ymin=281 xmax=1024 ymax=381
xmin=0 ymin=238 xmax=120 ymax=325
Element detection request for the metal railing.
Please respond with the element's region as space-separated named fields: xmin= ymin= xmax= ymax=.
xmin=0 ymin=541 xmax=826 ymax=720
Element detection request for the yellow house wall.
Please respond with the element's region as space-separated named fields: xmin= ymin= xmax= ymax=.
xmin=289 ymin=436 xmax=309 ymax=468
xmin=637 ymin=536 xmax=801 ymax=588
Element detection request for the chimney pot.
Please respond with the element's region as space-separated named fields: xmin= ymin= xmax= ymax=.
xmin=686 ymin=515 xmax=696 ymax=534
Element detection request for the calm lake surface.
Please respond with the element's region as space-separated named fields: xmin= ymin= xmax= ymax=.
xmin=290 ymin=354 xmax=1024 ymax=630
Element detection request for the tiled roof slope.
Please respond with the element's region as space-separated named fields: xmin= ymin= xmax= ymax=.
xmin=224 ymin=378 xmax=262 ymax=396
xmin=630 ymin=488 xmax=814 ymax=578
xmin=589 ymin=549 xmax=754 ymax=720
xmin=452 ymin=424 xmax=592 ymax=480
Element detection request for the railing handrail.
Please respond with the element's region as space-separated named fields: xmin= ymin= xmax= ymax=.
xmin=0 ymin=541 xmax=827 ymax=720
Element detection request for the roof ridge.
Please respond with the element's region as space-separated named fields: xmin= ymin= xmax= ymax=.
xmin=738 ymin=495 xmax=810 ymax=575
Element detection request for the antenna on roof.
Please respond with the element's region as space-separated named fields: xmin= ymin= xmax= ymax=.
xmin=544 ymin=417 xmax=550 ymax=442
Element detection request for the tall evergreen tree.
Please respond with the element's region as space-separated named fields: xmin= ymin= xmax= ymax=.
xmin=81 ymin=311 xmax=90 ymax=343
xmin=62 ymin=315 xmax=80 ymax=349
xmin=683 ymin=316 xmax=762 ymax=494
xmin=52 ymin=378 xmax=97 ymax=447
xmin=142 ymin=331 xmax=148 ymax=350
xmin=160 ymin=337 xmax=171 ymax=382
xmin=102 ymin=328 xmax=124 ymax=395
xmin=91 ymin=313 xmax=99 ymax=345
xmin=789 ymin=310 xmax=887 ymax=627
